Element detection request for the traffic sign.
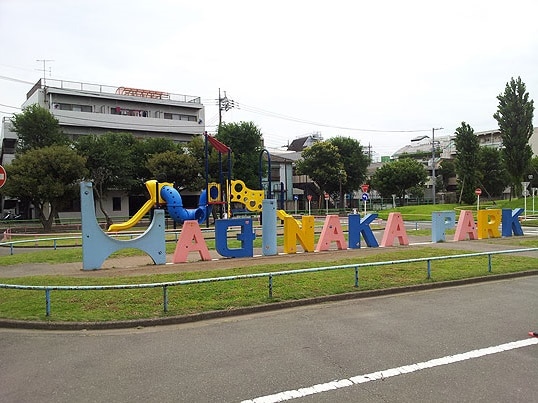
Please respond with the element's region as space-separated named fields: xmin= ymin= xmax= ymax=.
xmin=0 ymin=165 xmax=6 ymax=188
xmin=307 ymin=194 xmax=312 ymax=202
xmin=361 ymin=184 xmax=369 ymax=193
xmin=293 ymin=195 xmax=298 ymax=201
xmin=324 ymin=193 xmax=330 ymax=201
xmin=361 ymin=193 xmax=369 ymax=201
xmin=474 ymin=188 xmax=482 ymax=196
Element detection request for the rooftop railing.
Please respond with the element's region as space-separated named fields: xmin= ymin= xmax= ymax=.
xmin=30 ymin=78 xmax=201 ymax=104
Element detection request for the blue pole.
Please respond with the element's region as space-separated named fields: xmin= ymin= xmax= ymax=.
xmin=205 ymin=132 xmax=209 ymax=227
xmin=259 ymin=149 xmax=272 ymax=199
xmin=45 ymin=289 xmax=51 ymax=316
xmin=163 ymin=286 xmax=168 ymax=312
xmin=262 ymin=200 xmax=277 ymax=256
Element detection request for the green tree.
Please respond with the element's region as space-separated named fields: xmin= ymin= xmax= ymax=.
xmin=327 ymin=136 xmax=369 ymax=197
xmin=187 ymin=134 xmax=222 ymax=183
xmin=296 ymin=142 xmax=347 ymax=199
xmin=453 ymin=122 xmax=480 ymax=204
xmin=370 ymin=158 xmax=427 ymax=206
xmin=75 ymin=132 xmax=137 ymax=226
xmin=438 ymin=159 xmax=456 ymax=193
xmin=478 ymin=147 xmax=510 ymax=198
xmin=493 ymin=76 xmax=535 ymax=198
xmin=131 ymin=137 xmax=182 ymax=190
xmin=10 ymin=104 xmax=69 ymax=153
xmin=217 ymin=122 xmax=263 ymax=189
xmin=146 ymin=151 xmax=203 ymax=191
xmin=2 ymin=146 xmax=87 ymax=232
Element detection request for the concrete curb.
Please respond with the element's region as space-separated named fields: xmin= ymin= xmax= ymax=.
xmin=1 ymin=270 xmax=537 ymax=331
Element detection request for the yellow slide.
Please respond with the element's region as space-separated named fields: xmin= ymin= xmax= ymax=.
xmin=107 ymin=199 xmax=155 ymax=232
xmin=107 ymin=180 xmax=173 ymax=232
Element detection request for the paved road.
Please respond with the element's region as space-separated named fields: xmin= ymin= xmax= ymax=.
xmin=1 ymin=276 xmax=537 ymax=402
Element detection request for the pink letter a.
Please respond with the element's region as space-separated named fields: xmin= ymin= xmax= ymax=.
xmin=316 ymin=215 xmax=347 ymax=251
xmin=453 ymin=210 xmax=477 ymax=241
xmin=380 ymin=213 xmax=409 ymax=246
xmin=172 ymin=220 xmax=211 ymax=263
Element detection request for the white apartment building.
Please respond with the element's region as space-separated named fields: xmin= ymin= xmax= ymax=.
xmin=0 ymin=79 xmax=206 ymax=220
xmin=1 ymin=78 xmax=205 ymax=165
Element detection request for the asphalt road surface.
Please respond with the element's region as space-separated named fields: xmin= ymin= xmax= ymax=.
xmin=1 ymin=276 xmax=537 ymax=402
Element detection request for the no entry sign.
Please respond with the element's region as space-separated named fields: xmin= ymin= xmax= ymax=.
xmin=0 ymin=165 xmax=6 ymax=188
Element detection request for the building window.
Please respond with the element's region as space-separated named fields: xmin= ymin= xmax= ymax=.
xmin=112 ymin=197 xmax=122 ymax=211
xmin=163 ymin=113 xmax=197 ymax=121
xmin=110 ymin=107 xmax=149 ymax=117
xmin=55 ymin=103 xmax=92 ymax=112
xmin=60 ymin=198 xmax=81 ymax=212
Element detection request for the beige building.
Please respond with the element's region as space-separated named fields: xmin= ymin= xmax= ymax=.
xmin=0 ymin=79 xmax=206 ymax=220
xmin=1 ymin=78 xmax=205 ymax=165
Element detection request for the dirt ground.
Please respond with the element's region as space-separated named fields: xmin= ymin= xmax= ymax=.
xmin=1 ymin=233 xmax=537 ymax=279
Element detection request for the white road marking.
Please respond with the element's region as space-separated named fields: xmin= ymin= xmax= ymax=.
xmin=241 ymin=337 xmax=538 ymax=403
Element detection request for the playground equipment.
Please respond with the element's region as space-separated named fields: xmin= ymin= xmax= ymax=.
xmin=81 ymin=176 xmax=528 ymax=270
xmin=228 ymin=179 xmax=264 ymax=213
xmin=108 ymin=180 xmax=211 ymax=232
xmin=81 ymin=181 xmax=166 ymax=270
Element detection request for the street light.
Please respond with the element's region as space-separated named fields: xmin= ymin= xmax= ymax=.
xmin=411 ymin=127 xmax=443 ymax=204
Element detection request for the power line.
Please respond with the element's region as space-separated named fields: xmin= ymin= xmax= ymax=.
xmin=0 ymin=73 xmax=431 ymax=136
xmin=233 ymin=101 xmax=431 ymax=134
xmin=0 ymin=103 xmax=21 ymax=110
xmin=0 ymin=63 xmax=37 ymax=72
xmin=0 ymin=75 xmax=34 ymax=85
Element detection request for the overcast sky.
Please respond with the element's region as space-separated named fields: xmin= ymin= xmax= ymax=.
xmin=1 ymin=0 xmax=538 ymax=158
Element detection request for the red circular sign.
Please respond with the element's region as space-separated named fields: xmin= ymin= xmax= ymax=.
xmin=324 ymin=193 xmax=330 ymax=200
xmin=0 ymin=165 xmax=6 ymax=188
xmin=475 ymin=188 xmax=482 ymax=196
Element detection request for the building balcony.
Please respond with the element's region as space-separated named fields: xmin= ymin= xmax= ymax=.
xmin=50 ymin=109 xmax=204 ymax=136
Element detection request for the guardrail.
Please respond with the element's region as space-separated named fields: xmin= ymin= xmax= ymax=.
xmin=0 ymin=230 xmax=211 ymax=254
xmin=1 ymin=248 xmax=536 ymax=317
xmin=0 ymin=223 xmax=339 ymax=255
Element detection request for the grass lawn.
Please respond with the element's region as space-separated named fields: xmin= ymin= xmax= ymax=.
xmin=1 ymin=202 xmax=537 ymax=323
xmin=1 ymin=241 xmax=537 ymax=322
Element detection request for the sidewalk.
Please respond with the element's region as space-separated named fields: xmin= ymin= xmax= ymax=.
xmin=1 ymin=233 xmax=536 ymax=279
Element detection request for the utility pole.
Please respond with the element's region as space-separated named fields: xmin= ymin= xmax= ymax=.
xmin=411 ymin=128 xmax=443 ymax=205
xmin=36 ymin=59 xmax=54 ymax=84
xmin=218 ymin=88 xmax=222 ymax=129
xmin=218 ymin=89 xmax=235 ymax=130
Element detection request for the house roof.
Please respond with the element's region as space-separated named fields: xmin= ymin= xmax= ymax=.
xmin=287 ymin=136 xmax=310 ymax=151
xmin=265 ymin=148 xmax=302 ymax=163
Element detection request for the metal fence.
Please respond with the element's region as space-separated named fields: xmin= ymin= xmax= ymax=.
xmin=1 ymin=248 xmax=536 ymax=317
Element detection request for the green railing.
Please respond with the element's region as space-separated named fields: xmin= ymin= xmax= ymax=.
xmin=1 ymin=248 xmax=536 ymax=317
